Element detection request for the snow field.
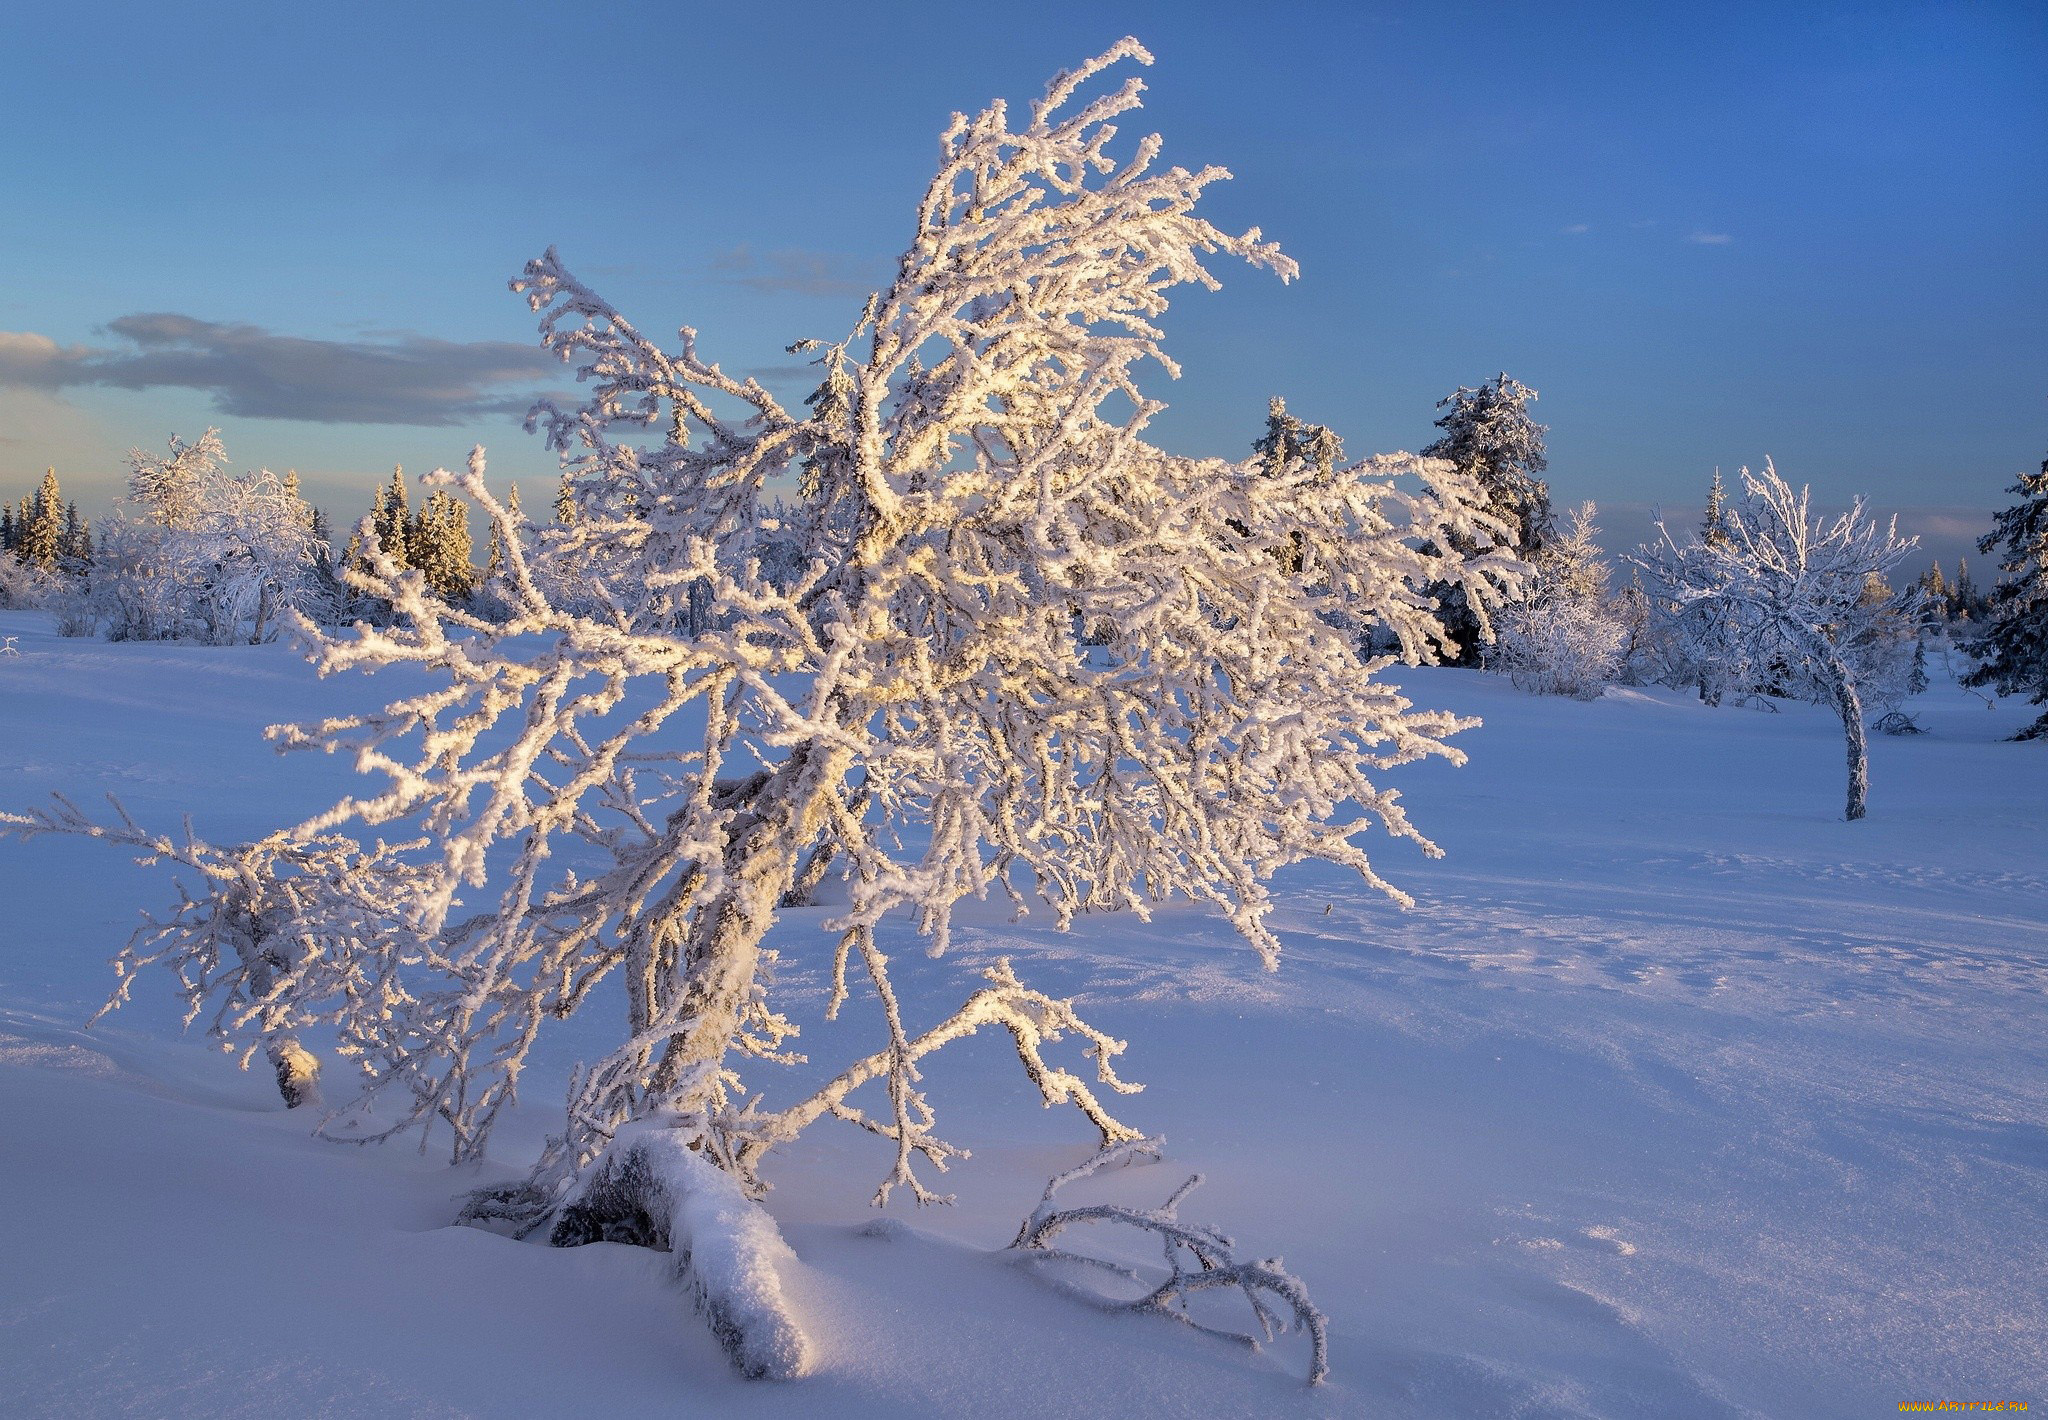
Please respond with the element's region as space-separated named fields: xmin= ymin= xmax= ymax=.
xmin=0 ymin=608 xmax=2041 ymax=1418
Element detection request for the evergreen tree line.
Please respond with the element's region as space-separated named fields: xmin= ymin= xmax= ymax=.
xmin=1910 ymin=556 xmax=1994 ymax=625
xmin=0 ymin=446 xmax=546 ymax=632
xmin=343 ymin=465 xmax=528 ymax=603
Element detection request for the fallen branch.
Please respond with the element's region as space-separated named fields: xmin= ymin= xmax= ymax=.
xmin=550 ymin=1120 xmax=813 ymax=1380
xmin=1008 ymin=1135 xmax=1329 ymax=1385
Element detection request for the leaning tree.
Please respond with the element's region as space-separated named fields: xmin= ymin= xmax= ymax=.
xmin=11 ymin=40 xmax=1520 ymax=1379
xmin=1635 ymin=461 xmax=1918 ymax=820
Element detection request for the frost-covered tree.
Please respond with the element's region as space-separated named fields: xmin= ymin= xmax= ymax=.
xmin=59 ymin=434 xmax=235 ymax=641
xmin=1963 ymin=449 xmax=2048 ymax=739
xmin=368 ymin=467 xmax=412 ymax=569
xmin=130 ymin=431 xmax=221 ymax=530
xmin=0 ymin=543 xmax=54 ymax=609
xmin=1419 ymin=373 xmax=1551 ymax=665
xmin=63 ymin=431 xmax=326 ymax=643
xmin=179 ymin=464 xmax=327 ymax=643
xmin=21 ymin=42 xmax=1519 ymax=1378
xmin=1246 ymin=397 xmax=1342 ymax=575
xmin=1634 ymin=462 xmax=1918 ymax=819
xmin=1488 ymin=502 xmax=1626 ymax=698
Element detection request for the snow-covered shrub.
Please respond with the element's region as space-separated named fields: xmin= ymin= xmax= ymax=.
xmin=0 ymin=549 xmax=55 ymax=610
xmin=66 ymin=431 xmax=329 ymax=644
xmin=64 ymin=518 xmax=188 ymax=642
xmin=1487 ymin=502 xmax=1625 ymax=698
xmin=1633 ymin=462 xmax=1918 ymax=819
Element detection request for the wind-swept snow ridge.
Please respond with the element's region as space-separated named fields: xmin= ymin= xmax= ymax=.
xmin=552 ymin=1120 xmax=813 ymax=1380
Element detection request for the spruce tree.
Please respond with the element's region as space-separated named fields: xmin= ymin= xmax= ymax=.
xmin=1918 ymin=559 xmax=1950 ymax=615
xmin=1702 ymin=469 xmax=1729 ymax=547
xmin=486 ymin=483 xmax=520 ymax=576
xmin=19 ymin=470 xmax=63 ymax=570
xmin=412 ymin=489 xmax=476 ymax=600
xmin=1963 ymin=449 xmax=2048 ymax=739
xmin=373 ymin=467 xmax=412 ymax=567
xmin=1952 ymin=556 xmax=1980 ymax=622
xmin=60 ymin=501 xmax=90 ymax=569
xmin=1247 ymin=397 xmax=1340 ymax=573
xmin=1419 ymin=374 xmax=1551 ymax=665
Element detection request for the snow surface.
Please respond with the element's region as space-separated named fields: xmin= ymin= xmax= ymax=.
xmin=0 ymin=607 xmax=2040 ymax=1418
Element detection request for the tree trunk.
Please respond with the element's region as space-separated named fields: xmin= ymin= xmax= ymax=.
xmin=643 ymin=745 xmax=849 ymax=1112
xmin=1810 ymin=640 xmax=1868 ymax=821
xmin=250 ymin=582 xmax=273 ymax=646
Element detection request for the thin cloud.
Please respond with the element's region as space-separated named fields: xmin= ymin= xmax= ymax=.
xmin=1561 ymin=223 xmax=1591 ymax=235
xmin=0 ymin=315 xmax=560 ymax=426
xmin=713 ymin=244 xmax=882 ymax=299
xmin=1688 ymin=231 xmax=1733 ymax=245
xmin=744 ymin=362 xmax=827 ymax=389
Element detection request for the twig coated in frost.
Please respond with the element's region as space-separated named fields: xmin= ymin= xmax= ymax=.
xmin=1010 ymin=1136 xmax=1331 ymax=1385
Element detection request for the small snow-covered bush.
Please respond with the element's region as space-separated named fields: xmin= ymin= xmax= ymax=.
xmin=62 ymin=431 xmax=328 ymax=644
xmin=0 ymin=550 xmax=55 ymax=610
xmin=1488 ymin=503 xmax=1625 ymax=699
xmin=1491 ymin=597 xmax=1626 ymax=698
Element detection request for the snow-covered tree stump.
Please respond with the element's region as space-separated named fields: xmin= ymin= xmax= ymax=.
xmin=550 ymin=1122 xmax=813 ymax=1380
xmin=265 ymin=1035 xmax=321 ymax=1110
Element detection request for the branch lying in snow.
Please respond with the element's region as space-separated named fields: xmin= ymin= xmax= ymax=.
xmin=549 ymin=1120 xmax=813 ymax=1380
xmin=1009 ymin=1136 xmax=1329 ymax=1385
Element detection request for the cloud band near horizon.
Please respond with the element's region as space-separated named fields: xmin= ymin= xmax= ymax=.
xmin=0 ymin=315 xmax=561 ymax=426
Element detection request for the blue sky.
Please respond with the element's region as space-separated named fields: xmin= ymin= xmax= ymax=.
xmin=2 ymin=0 xmax=2042 ymax=571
